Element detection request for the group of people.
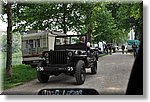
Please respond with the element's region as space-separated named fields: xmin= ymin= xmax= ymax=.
xmin=103 ymin=42 xmax=139 ymax=57
xmin=63 ymin=36 xmax=139 ymax=57
xmin=121 ymin=42 xmax=139 ymax=57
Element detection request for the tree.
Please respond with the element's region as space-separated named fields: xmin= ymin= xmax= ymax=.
xmin=105 ymin=2 xmax=143 ymax=43
xmin=6 ymin=2 xmax=13 ymax=78
xmin=12 ymin=3 xmax=86 ymax=34
xmin=92 ymin=3 xmax=119 ymax=43
xmin=115 ymin=2 xmax=143 ymax=40
xmin=12 ymin=2 xmax=121 ymax=43
xmin=11 ymin=2 xmax=142 ymax=45
xmin=82 ymin=3 xmax=94 ymax=42
xmin=130 ymin=2 xmax=143 ymax=40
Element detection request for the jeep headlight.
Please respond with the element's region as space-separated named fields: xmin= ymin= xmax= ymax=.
xmin=68 ymin=52 xmax=73 ymax=57
xmin=75 ymin=50 xmax=82 ymax=55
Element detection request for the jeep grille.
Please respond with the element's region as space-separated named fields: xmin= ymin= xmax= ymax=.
xmin=49 ymin=51 xmax=68 ymax=64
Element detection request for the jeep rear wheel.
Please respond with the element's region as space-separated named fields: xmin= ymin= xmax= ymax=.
xmin=75 ymin=60 xmax=86 ymax=85
xmin=31 ymin=64 xmax=37 ymax=68
xmin=37 ymin=61 xmax=49 ymax=83
xmin=91 ymin=61 xmax=97 ymax=74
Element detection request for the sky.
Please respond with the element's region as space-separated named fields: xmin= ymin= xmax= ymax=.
xmin=0 ymin=14 xmax=7 ymax=32
xmin=0 ymin=20 xmax=7 ymax=31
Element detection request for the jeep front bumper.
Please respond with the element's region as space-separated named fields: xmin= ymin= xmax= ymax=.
xmin=36 ymin=65 xmax=74 ymax=72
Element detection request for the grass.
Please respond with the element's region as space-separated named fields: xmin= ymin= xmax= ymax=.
xmin=3 ymin=64 xmax=37 ymax=90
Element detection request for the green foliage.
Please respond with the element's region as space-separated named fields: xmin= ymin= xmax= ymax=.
xmin=0 ymin=32 xmax=21 ymax=53
xmin=92 ymin=3 xmax=119 ymax=43
xmin=3 ymin=64 xmax=36 ymax=89
xmin=2 ymin=1 xmax=143 ymax=43
xmin=116 ymin=4 xmax=131 ymax=31
xmin=130 ymin=2 xmax=143 ymax=39
xmin=130 ymin=3 xmax=142 ymax=20
xmin=12 ymin=3 xmax=86 ymax=33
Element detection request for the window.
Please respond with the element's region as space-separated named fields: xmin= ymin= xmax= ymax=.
xmin=25 ymin=40 xmax=29 ymax=48
xmin=35 ymin=39 xmax=40 ymax=48
xmin=37 ymin=39 xmax=40 ymax=47
xmin=29 ymin=40 xmax=33 ymax=48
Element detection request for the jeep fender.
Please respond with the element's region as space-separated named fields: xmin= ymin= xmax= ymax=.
xmin=73 ymin=56 xmax=88 ymax=68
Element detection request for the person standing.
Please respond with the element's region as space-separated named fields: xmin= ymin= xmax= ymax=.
xmin=79 ymin=36 xmax=85 ymax=44
xmin=106 ymin=44 xmax=109 ymax=55
xmin=121 ymin=45 xmax=125 ymax=54
xmin=109 ymin=44 xmax=112 ymax=55
xmin=103 ymin=44 xmax=107 ymax=54
xmin=132 ymin=42 xmax=138 ymax=57
xmin=63 ymin=37 xmax=68 ymax=45
xmin=106 ymin=43 xmax=112 ymax=55
xmin=125 ymin=45 xmax=128 ymax=54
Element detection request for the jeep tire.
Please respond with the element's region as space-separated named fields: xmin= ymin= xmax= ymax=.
xmin=37 ymin=61 xmax=49 ymax=83
xmin=75 ymin=60 xmax=86 ymax=85
xmin=91 ymin=61 xmax=97 ymax=74
xmin=31 ymin=64 xmax=37 ymax=68
xmin=37 ymin=71 xmax=49 ymax=83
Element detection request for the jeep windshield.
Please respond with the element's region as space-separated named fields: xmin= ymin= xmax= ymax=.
xmin=54 ymin=35 xmax=87 ymax=51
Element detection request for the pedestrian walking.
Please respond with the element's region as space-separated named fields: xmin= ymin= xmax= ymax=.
xmin=132 ymin=42 xmax=138 ymax=57
xmin=106 ymin=43 xmax=112 ymax=55
xmin=109 ymin=44 xmax=112 ymax=55
xmin=121 ymin=45 xmax=125 ymax=54
xmin=105 ymin=44 xmax=109 ymax=55
xmin=125 ymin=45 xmax=128 ymax=54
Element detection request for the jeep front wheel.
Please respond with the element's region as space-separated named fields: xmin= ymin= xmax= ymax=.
xmin=37 ymin=71 xmax=49 ymax=83
xmin=75 ymin=60 xmax=86 ymax=85
xmin=37 ymin=61 xmax=49 ymax=83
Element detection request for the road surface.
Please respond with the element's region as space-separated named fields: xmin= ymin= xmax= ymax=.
xmin=2 ymin=52 xmax=135 ymax=95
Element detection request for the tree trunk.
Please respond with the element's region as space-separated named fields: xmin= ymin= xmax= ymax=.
xmin=86 ymin=5 xmax=93 ymax=42
xmin=6 ymin=2 xmax=13 ymax=78
xmin=87 ymin=25 xmax=92 ymax=42
xmin=62 ymin=4 xmax=67 ymax=34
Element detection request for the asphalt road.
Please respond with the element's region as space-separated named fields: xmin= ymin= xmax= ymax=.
xmin=2 ymin=52 xmax=135 ymax=95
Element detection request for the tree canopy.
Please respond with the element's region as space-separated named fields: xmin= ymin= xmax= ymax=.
xmin=2 ymin=1 xmax=143 ymax=44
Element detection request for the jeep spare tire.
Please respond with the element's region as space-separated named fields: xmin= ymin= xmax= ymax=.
xmin=75 ymin=60 xmax=86 ymax=85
